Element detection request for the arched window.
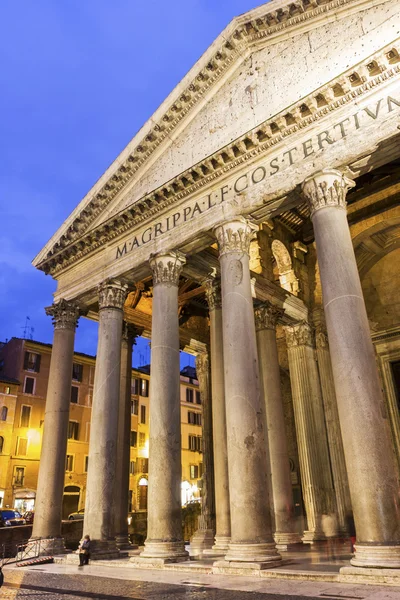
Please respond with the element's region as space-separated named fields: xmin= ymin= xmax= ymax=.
xmin=271 ymin=240 xmax=299 ymax=296
xmin=1 ymin=406 xmax=7 ymax=421
xmin=0 ymin=436 xmax=4 ymax=453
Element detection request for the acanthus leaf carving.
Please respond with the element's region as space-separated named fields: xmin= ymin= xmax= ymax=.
xmin=302 ymin=168 xmax=356 ymax=217
xmin=98 ymin=279 xmax=128 ymax=311
xmin=203 ymin=278 xmax=222 ymax=311
xmin=254 ymin=302 xmax=283 ymax=331
xmin=45 ymin=299 xmax=81 ymax=331
xmin=214 ymin=218 xmax=258 ymax=257
xmin=149 ymin=251 xmax=186 ymax=287
xmin=284 ymin=321 xmax=314 ymax=348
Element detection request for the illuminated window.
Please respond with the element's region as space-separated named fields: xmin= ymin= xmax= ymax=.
xmin=65 ymin=455 xmax=74 ymax=472
xmin=190 ymin=465 xmax=199 ymax=480
xmin=14 ymin=467 xmax=25 ymax=486
xmin=20 ymin=405 xmax=31 ymax=428
xmin=16 ymin=437 xmax=28 ymax=456
xmin=23 ymin=352 xmax=41 ymax=373
xmin=68 ymin=421 xmax=79 ymax=440
xmin=139 ymin=432 xmax=146 ymax=448
xmin=188 ymin=435 xmax=202 ymax=452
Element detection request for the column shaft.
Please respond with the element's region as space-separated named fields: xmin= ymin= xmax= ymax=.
xmin=31 ymin=300 xmax=79 ymax=555
xmin=303 ymin=169 xmax=400 ymax=568
xmin=214 ymin=218 xmax=281 ymax=567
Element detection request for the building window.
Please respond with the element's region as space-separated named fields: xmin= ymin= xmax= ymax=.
xmin=84 ymin=456 xmax=89 ymax=472
xmin=24 ymin=377 xmax=35 ymax=395
xmin=199 ymin=462 xmax=203 ymax=478
xmin=68 ymin=421 xmax=79 ymax=440
xmin=140 ymin=405 xmax=146 ymax=424
xmin=72 ymin=363 xmax=83 ymax=382
xmin=195 ymin=390 xmax=201 ymax=405
xmin=14 ymin=467 xmax=25 ymax=486
xmin=130 ymin=431 xmax=137 ymax=447
xmin=190 ymin=465 xmax=199 ymax=480
xmin=188 ymin=411 xmax=201 ymax=426
xmin=141 ymin=379 xmax=149 ymax=397
xmin=4 ymin=386 xmax=10 ymax=394
xmin=128 ymin=490 xmax=133 ymax=513
xmin=1 ymin=406 xmax=8 ymax=421
xmin=138 ymin=477 xmax=148 ymax=510
xmin=186 ymin=388 xmax=194 ymax=403
xmin=131 ymin=399 xmax=139 ymax=415
xmin=20 ymin=405 xmax=31 ymax=428
xmin=23 ymin=352 xmax=41 ymax=373
xmin=139 ymin=432 xmax=146 ymax=448
xmin=65 ymin=455 xmax=74 ymax=472
xmin=132 ymin=378 xmax=140 ymax=395
xmin=0 ymin=436 xmax=4 ymax=453
xmin=188 ymin=435 xmax=202 ymax=452
xmin=130 ymin=460 xmax=136 ymax=475
xmin=16 ymin=437 xmax=28 ymax=456
xmin=391 ymin=361 xmax=400 ymax=411
xmin=70 ymin=386 xmax=79 ymax=404
xmin=137 ymin=458 xmax=148 ymax=474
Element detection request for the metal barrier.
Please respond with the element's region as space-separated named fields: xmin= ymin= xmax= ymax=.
xmin=1 ymin=538 xmax=43 ymax=566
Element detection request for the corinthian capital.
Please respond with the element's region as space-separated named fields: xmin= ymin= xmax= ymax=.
xmin=315 ymin=325 xmax=329 ymax=350
xmin=149 ymin=251 xmax=186 ymax=287
xmin=122 ymin=321 xmax=143 ymax=343
xmin=213 ymin=217 xmax=258 ymax=258
xmin=45 ymin=299 xmax=80 ymax=331
xmin=196 ymin=352 xmax=209 ymax=378
xmin=98 ymin=280 xmax=128 ymax=311
xmin=203 ymin=278 xmax=222 ymax=311
xmin=284 ymin=321 xmax=313 ymax=348
xmin=302 ymin=169 xmax=355 ymax=218
xmin=254 ymin=302 xmax=283 ymax=332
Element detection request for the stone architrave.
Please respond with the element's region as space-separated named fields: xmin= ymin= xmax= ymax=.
xmin=302 ymin=169 xmax=400 ymax=568
xmin=30 ymin=299 xmax=80 ymax=555
xmin=314 ymin=316 xmax=353 ymax=536
xmin=134 ymin=251 xmax=189 ymax=564
xmin=254 ymin=302 xmax=302 ymax=550
xmin=114 ymin=323 xmax=142 ymax=549
xmin=284 ymin=321 xmax=337 ymax=542
xmin=203 ymin=278 xmax=231 ymax=554
xmin=190 ymin=351 xmax=216 ymax=556
xmin=82 ymin=279 xmax=128 ymax=559
xmin=213 ymin=218 xmax=281 ymax=569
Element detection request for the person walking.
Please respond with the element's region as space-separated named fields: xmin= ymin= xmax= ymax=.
xmin=78 ymin=535 xmax=91 ymax=566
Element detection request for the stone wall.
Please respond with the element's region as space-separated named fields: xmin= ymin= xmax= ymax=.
xmin=0 ymin=520 xmax=83 ymax=558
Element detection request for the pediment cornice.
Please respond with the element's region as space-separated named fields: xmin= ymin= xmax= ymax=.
xmin=33 ymin=0 xmax=385 ymax=271
xmin=36 ymin=39 xmax=400 ymax=276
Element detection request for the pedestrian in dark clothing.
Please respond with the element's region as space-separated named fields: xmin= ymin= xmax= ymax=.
xmin=78 ymin=535 xmax=91 ymax=566
xmin=0 ymin=565 xmax=4 ymax=588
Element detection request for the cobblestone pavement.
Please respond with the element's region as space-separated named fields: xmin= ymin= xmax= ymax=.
xmin=2 ymin=563 xmax=400 ymax=600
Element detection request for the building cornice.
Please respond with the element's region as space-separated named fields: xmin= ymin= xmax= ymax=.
xmin=37 ymin=37 xmax=400 ymax=276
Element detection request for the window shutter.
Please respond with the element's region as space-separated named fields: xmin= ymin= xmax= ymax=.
xmin=23 ymin=352 xmax=30 ymax=370
xmin=35 ymin=354 xmax=41 ymax=373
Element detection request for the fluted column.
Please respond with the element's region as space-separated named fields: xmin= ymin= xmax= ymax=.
xmin=213 ymin=218 xmax=281 ymax=568
xmin=302 ymin=169 xmax=400 ymax=568
xmin=115 ymin=323 xmax=141 ymax=549
xmin=137 ymin=251 xmax=189 ymax=563
xmin=284 ymin=322 xmax=337 ymax=542
xmin=190 ymin=351 xmax=216 ymax=555
xmin=314 ymin=320 xmax=352 ymax=536
xmin=204 ymin=279 xmax=231 ymax=553
xmin=255 ymin=303 xmax=302 ymax=550
xmin=83 ymin=280 xmax=128 ymax=558
xmin=30 ymin=300 xmax=80 ymax=555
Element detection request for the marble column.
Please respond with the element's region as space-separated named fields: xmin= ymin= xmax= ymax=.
xmin=285 ymin=321 xmax=337 ymax=542
xmin=83 ymin=280 xmax=127 ymax=559
xmin=213 ymin=218 xmax=281 ymax=568
xmin=204 ymin=278 xmax=231 ymax=553
xmin=114 ymin=323 xmax=141 ymax=549
xmin=190 ymin=351 xmax=216 ymax=555
xmin=302 ymin=169 xmax=400 ymax=568
xmin=314 ymin=317 xmax=352 ymax=536
xmin=30 ymin=300 xmax=80 ymax=555
xmin=255 ymin=302 xmax=302 ymax=550
xmin=136 ymin=251 xmax=189 ymax=563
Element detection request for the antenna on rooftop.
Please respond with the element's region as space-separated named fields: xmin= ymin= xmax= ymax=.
xmin=21 ymin=317 xmax=34 ymax=340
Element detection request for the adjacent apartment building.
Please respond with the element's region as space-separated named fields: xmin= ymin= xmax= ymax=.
xmin=0 ymin=338 xmax=203 ymax=517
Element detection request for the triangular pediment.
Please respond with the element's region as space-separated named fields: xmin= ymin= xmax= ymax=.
xmin=34 ymin=0 xmax=400 ymax=273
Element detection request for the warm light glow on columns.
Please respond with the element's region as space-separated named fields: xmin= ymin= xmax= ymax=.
xmin=213 ymin=218 xmax=281 ymax=568
xmin=303 ymin=168 xmax=400 ymax=568
xmin=254 ymin=302 xmax=302 ymax=550
xmin=83 ymin=279 xmax=128 ymax=558
xmin=30 ymin=300 xmax=80 ymax=555
xmin=136 ymin=251 xmax=189 ymax=563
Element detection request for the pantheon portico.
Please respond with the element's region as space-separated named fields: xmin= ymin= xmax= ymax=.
xmin=31 ymin=0 xmax=400 ymax=578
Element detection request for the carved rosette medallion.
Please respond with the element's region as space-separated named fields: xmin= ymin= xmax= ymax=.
xmin=45 ymin=299 xmax=80 ymax=331
xmin=149 ymin=251 xmax=186 ymax=287
xmin=213 ymin=217 xmax=258 ymax=258
xmin=302 ymin=168 xmax=356 ymax=219
xmin=284 ymin=321 xmax=314 ymax=348
xmin=203 ymin=278 xmax=222 ymax=311
xmin=98 ymin=280 xmax=128 ymax=311
xmin=254 ymin=302 xmax=283 ymax=332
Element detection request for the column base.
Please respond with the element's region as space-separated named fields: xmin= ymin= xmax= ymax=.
xmin=81 ymin=538 xmax=121 ymax=560
xmin=115 ymin=533 xmax=137 ymax=551
xmin=190 ymin=529 xmax=215 ymax=556
xmin=223 ymin=542 xmax=282 ymax=565
xmin=203 ymin=535 xmax=231 ymax=556
xmin=274 ymin=532 xmax=303 ymax=551
xmin=350 ymin=544 xmax=400 ymax=569
xmin=133 ymin=540 xmax=189 ymax=564
xmin=25 ymin=537 xmax=65 ymax=557
xmin=302 ymin=530 xmax=327 ymax=543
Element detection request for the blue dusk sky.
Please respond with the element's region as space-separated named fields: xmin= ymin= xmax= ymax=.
xmin=0 ymin=0 xmax=262 ymax=367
